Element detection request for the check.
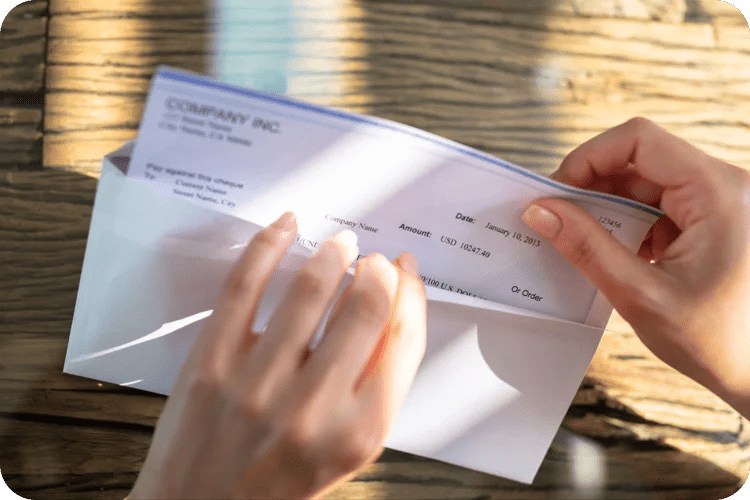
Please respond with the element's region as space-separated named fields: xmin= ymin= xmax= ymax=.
xmin=129 ymin=67 xmax=661 ymax=323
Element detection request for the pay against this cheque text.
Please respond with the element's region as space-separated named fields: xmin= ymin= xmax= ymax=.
xmin=143 ymin=163 xmax=243 ymax=208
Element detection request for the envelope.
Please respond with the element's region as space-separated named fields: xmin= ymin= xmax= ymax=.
xmin=65 ymin=141 xmax=616 ymax=485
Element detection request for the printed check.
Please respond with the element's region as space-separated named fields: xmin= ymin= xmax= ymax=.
xmin=128 ymin=67 xmax=661 ymax=323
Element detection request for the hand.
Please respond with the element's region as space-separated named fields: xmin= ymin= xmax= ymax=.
xmin=521 ymin=117 xmax=750 ymax=418
xmin=128 ymin=212 xmax=427 ymax=499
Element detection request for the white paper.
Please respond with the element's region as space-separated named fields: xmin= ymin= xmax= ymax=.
xmin=128 ymin=67 xmax=660 ymax=323
xmin=66 ymin=67 xmax=662 ymax=484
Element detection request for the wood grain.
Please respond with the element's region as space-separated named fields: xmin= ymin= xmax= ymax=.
xmin=44 ymin=0 xmax=209 ymax=174
xmin=1 ymin=0 xmax=749 ymax=498
xmin=0 ymin=0 xmax=47 ymax=170
xmin=44 ymin=0 xmax=750 ymax=174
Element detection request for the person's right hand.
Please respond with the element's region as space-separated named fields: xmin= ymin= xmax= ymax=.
xmin=520 ymin=117 xmax=750 ymax=418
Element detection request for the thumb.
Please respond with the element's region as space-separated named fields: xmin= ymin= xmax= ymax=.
xmin=521 ymin=198 xmax=659 ymax=318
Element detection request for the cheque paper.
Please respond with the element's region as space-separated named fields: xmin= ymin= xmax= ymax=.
xmin=129 ymin=67 xmax=661 ymax=323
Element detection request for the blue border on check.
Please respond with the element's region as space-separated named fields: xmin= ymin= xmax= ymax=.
xmin=156 ymin=66 xmax=664 ymax=218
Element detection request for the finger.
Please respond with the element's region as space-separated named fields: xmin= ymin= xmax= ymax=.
xmin=352 ymin=255 xmax=401 ymax=389
xmin=642 ymin=216 xmax=682 ymax=263
xmin=637 ymin=225 xmax=655 ymax=262
xmin=296 ymin=277 xmax=356 ymax=368
xmin=521 ymin=199 xmax=669 ymax=324
xmin=299 ymin=254 xmax=398 ymax=374
xmin=301 ymin=253 xmax=400 ymax=394
xmin=553 ymin=117 xmax=710 ymax=190
xmin=564 ymin=170 xmax=665 ymax=210
xmin=302 ymin=263 xmax=358 ymax=360
xmin=205 ymin=211 xmax=298 ymax=349
xmin=245 ymin=229 xmax=359 ymax=382
xmin=356 ymin=253 xmax=426 ymax=428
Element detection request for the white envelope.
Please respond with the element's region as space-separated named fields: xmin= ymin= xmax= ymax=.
xmin=65 ymin=141 xmax=615 ymax=484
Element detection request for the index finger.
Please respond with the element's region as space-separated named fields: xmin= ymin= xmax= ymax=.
xmin=553 ymin=117 xmax=711 ymax=189
xmin=209 ymin=211 xmax=298 ymax=347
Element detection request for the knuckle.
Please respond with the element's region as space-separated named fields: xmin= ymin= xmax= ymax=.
xmin=349 ymin=285 xmax=391 ymax=327
xmin=239 ymin=393 xmax=269 ymax=422
xmin=319 ymin=239 xmax=350 ymax=267
xmin=252 ymin=225 xmax=283 ymax=251
xmin=223 ymin=268 xmax=257 ymax=298
xmin=406 ymin=272 xmax=427 ymax=298
xmin=282 ymin=417 xmax=315 ymax=453
xmin=292 ymin=268 xmax=328 ymax=303
xmin=626 ymin=117 xmax=664 ymax=151
xmin=185 ymin=369 xmax=223 ymax=403
xmin=564 ymin=233 xmax=599 ymax=270
xmin=335 ymin=429 xmax=383 ymax=471
xmin=626 ymin=116 xmax=655 ymax=133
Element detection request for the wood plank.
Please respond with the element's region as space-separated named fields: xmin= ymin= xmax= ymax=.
xmin=346 ymin=1 xmax=750 ymax=171
xmin=0 ymin=0 xmax=47 ymax=170
xmin=0 ymin=170 xmax=94 ymax=327
xmin=43 ymin=0 xmax=688 ymax=19
xmin=1 ymin=417 xmax=742 ymax=500
xmin=44 ymin=0 xmax=750 ymax=174
xmin=0 ymin=0 xmax=46 ymax=91
xmin=685 ymin=0 xmax=749 ymax=25
xmin=44 ymin=0 xmax=209 ymax=174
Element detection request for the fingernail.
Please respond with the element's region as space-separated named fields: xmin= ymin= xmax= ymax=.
xmin=522 ymin=204 xmax=562 ymax=239
xmin=332 ymin=229 xmax=359 ymax=262
xmin=273 ymin=211 xmax=296 ymax=230
xmin=398 ymin=252 xmax=419 ymax=275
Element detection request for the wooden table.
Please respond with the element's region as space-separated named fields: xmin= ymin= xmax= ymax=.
xmin=1 ymin=1 xmax=749 ymax=498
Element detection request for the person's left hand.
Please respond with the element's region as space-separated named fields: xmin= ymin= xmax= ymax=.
xmin=128 ymin=212 xmax=427 ymax=499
